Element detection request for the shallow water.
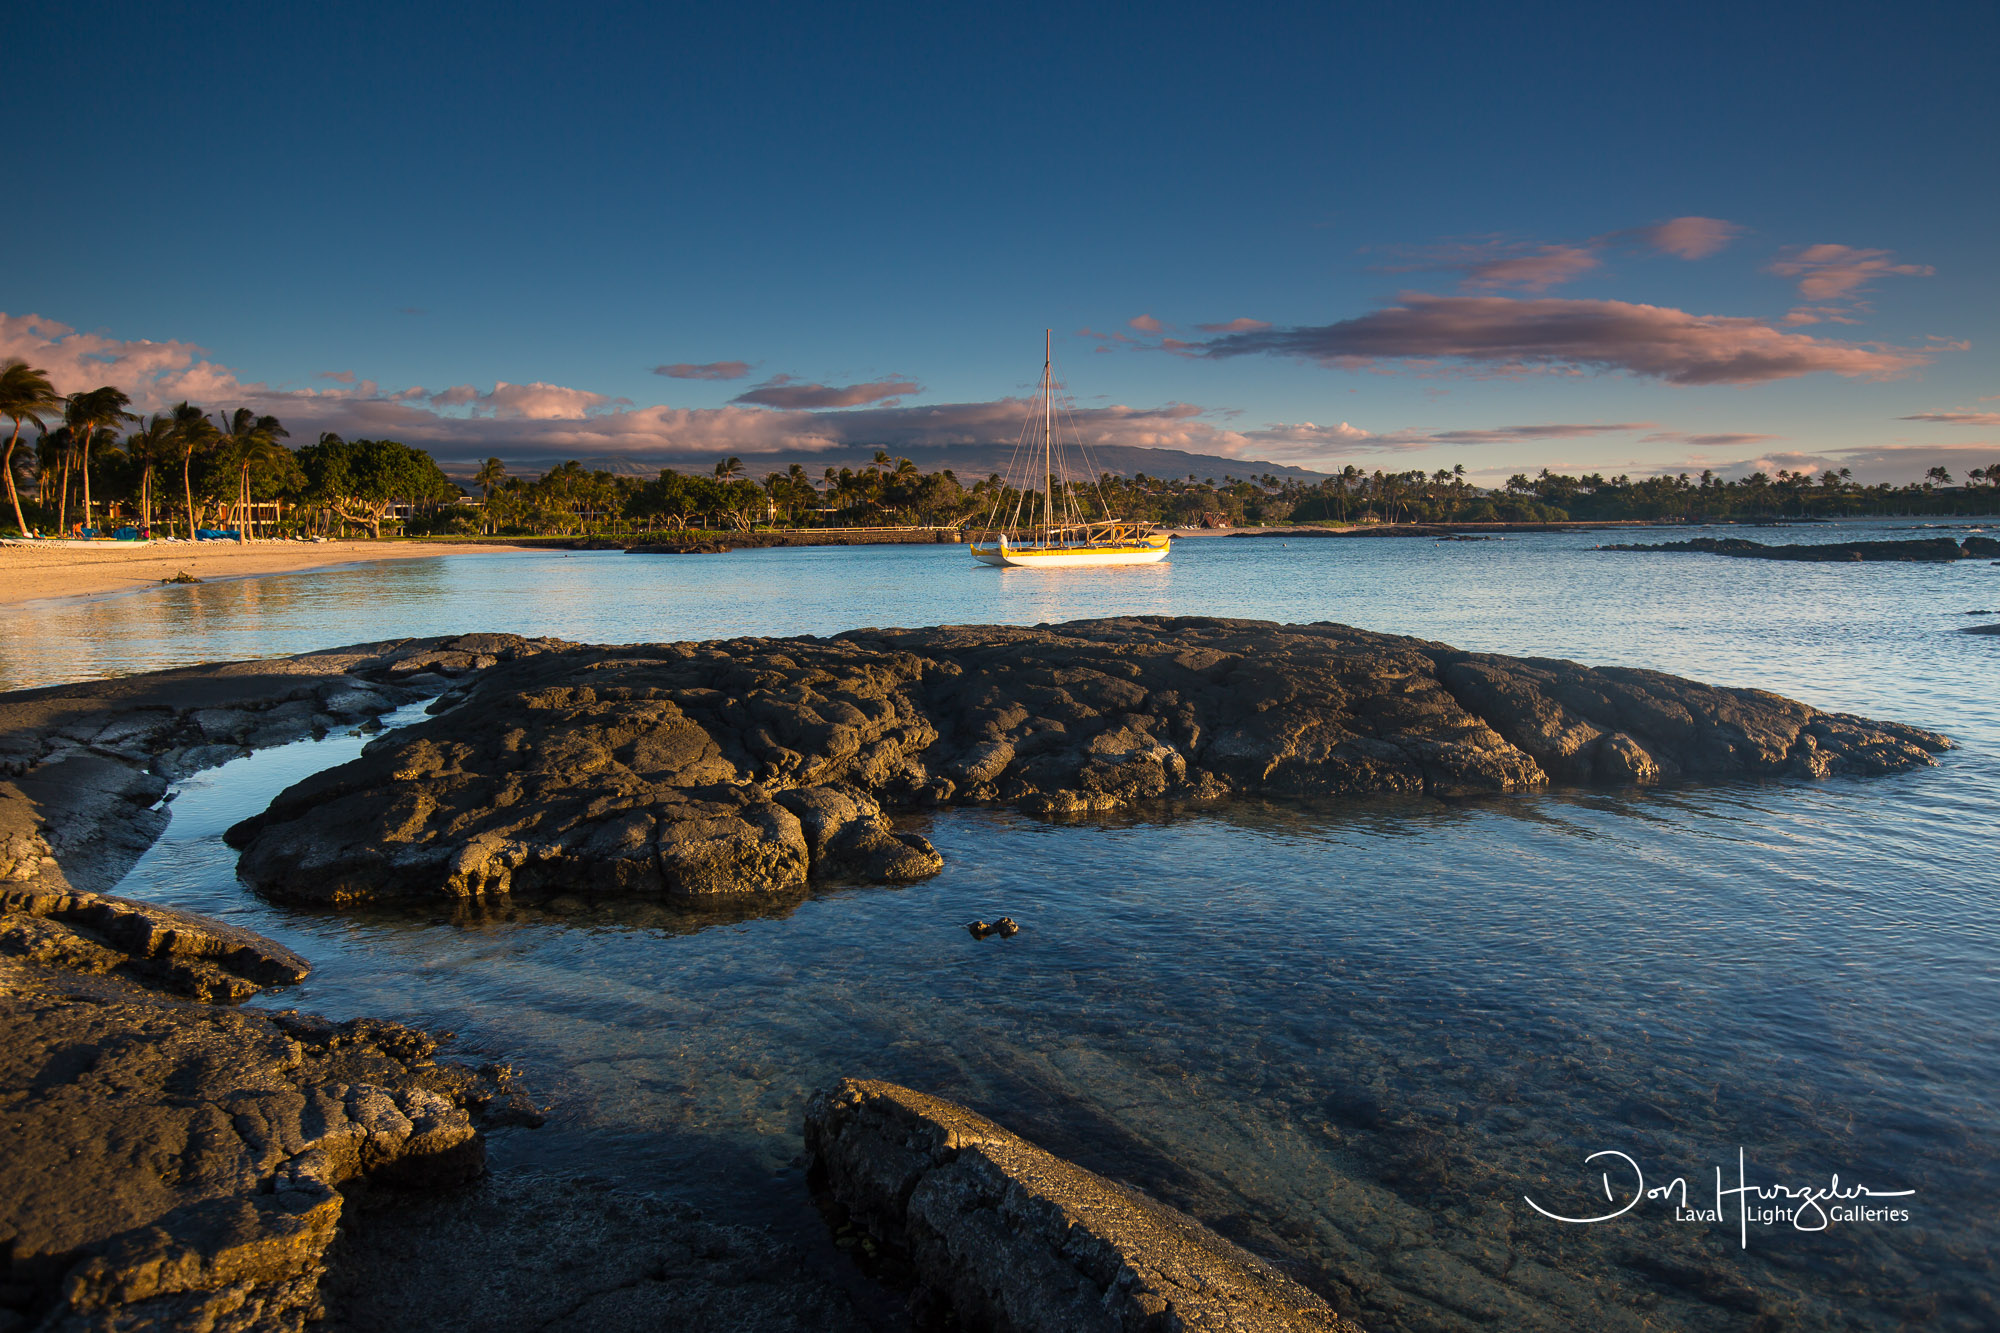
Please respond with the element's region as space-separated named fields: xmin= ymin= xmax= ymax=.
xmin=14 ymin=520 xmax=1999 ymax=1330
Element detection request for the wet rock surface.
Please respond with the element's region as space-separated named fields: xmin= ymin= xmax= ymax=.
xmin=0 ymin=642 xmax=575 ymax=1332
xmin=0 ymin=908 xmax=537 ymax=1333
xmin=0 ymin=884 xmax=308 ymax=1003
xmin=224 ymin=617 xmax=1948 ymax=905
xmin=0 ymin=633 xmax=571 ymax=897
xmin=1602 ymin=535 xmax=1999 ymax=561
xmin=805 ymin=1078 xmax=1360 ymax=1332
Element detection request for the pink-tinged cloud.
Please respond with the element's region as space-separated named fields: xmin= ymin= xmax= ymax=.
xmin=1779 ymin=306 xmax=1864 ymax=327
xmin=1460 ymin=245 xmax=1601 ymax=293
xmin=1768 ymin=244 xmax=1934 ymax=301
xmin=653 ymin=360 xmax=751 ymax=381
xmin=1194 ymin=295 xmax=1934 ymax=385
xmin=731 ymin=376 xmax=921 ymax=409
xmin=1128 ymin=314 xmax=1163 ymax=334
xmin=318 ymin=370 xmax=358 ymax=384
xmin=1373 ymin=238 xmax=1602 ymax=293
xmin=1638 ymin=431 xmax=1782 ymax=448
xmin=475 ymin=381 xmax=619 ymax=419
xmin=1901 ymin=411 xmax=2000 ymax=426
xmin=1229 ymin=420 xmax=1682 ymax=459
xmin=0 ymin=312 xmax=254 ymax=408
xmin=1417 ymin=422 xmax=1657 ymax=444
xmin=1637 ymin=217 xmax=1744 ymax=260
xmin=1195 ymin=318 xmax=1272 ymax=334
xmin=1077 ymin=326 xmax=1133 ymax=349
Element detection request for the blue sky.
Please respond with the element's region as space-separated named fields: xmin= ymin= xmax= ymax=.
xmin=6 ymin=0 xmax=1996 ymax=481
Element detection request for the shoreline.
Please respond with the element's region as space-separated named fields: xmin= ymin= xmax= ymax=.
xmin=0 ymin=538 xmax=546 ymax=608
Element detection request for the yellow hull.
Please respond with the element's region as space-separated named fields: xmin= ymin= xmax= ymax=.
xmin=969 ymin=537 xmax=1170 ymax=568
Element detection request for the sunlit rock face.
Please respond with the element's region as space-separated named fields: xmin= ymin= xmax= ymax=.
xmin=225 ymin=617 xmax=1949 ymax=906
xmin=804 ymin=1077 xmax=1363 ymax=1332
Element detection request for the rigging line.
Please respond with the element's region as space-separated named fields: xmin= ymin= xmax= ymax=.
xmin=1054 ymin=384 xmax=1113 ymax=525
xmin=985 ymin=378 xmax=1041 ymax=536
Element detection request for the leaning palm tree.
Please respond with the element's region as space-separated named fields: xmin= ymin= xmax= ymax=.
xmin=0 ymin=361 xmax=61 ymax=536
xmin=64 ymin=386 xmax=136 ymax=534
xmin=713 ymin=456 xmax=743 ymax=481
xmin=215 ymin=408 xmax=290 ymax=541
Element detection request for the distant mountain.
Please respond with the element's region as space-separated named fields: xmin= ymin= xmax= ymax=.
xmin=434 ymin=443 xmax=1328 ymax=486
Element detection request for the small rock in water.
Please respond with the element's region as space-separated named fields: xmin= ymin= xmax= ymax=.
xmin=966 ymin=919 xmax=992 ymax=938
xmin=1964 ymin=610 xmax=1993 ymax=615
xmin=966 ymin=917 xmax=1020 ymax=939
xmin=994 ymin=916 xmax=1020 ymax=937
xmin=160 ymin=569 xmax=203 ymax=584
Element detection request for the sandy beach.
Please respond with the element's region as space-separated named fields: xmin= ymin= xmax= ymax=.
xmin=0 ymin=539 xmax=533 ymax=607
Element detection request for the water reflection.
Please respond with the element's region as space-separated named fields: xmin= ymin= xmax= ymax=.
xmin=108 ymin=722 xmax=2000 ymax=1332
xmin=30 ymin=519 xmax=2000 ymax=1330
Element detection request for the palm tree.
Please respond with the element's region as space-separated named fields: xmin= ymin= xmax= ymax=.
xmin=0 ymin=361 xmax=61 ymax=537
xmin=64 ymin=386 xmax=136 ymax=534
xmin=474 ymin=457 xmax=506 ymax=533
xmin=215 ymin=408 xmax=291 ymax=541
xmin=713 ymin=456 xmax=743 ymax=481
xmin=170 ymin=403 xmax=218 ymax=540
xmin=125 ymin=415 xmax=177 ymax=534
xmin=43 ymin=426 xmax=78 ymax=528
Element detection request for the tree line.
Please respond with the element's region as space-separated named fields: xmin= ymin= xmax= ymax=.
xmin=6 ymin=358 xmax=1993 ymax=539
xmin=0 ymin=361 xmax=457 ymax=540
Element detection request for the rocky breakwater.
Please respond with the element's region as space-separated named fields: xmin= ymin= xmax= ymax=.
xmin=806 ymin=1078 xmax=1359 ymax=1332
xmin=0 ymin=881 xmax=537 ymax=1333
xmin=225 ymin=617 xmax=1949 ymax=906
xmin=1602 ymin=535 xmax=2000 ymax=562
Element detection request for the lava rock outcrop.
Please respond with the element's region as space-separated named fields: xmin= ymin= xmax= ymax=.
xmin=225 ymin=618 xmax=1949 ymax=906
xmin=805 ymin=1077 xmax=1360 ymax=1332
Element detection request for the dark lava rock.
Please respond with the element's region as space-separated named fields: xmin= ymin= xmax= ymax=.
xmin=0 ymin=904 xmax=535 ymax=1333
xmin=1602 ymin=536 xmax=1980 ymax=562
xmin=0 ymin=644 xmax=569 ymax=1333
xmin=805 ymin=1077 xmax=1358 ymax=1332
xmin=0 ymin=634 xmax=568 ymax=897
xmin=223 ymin=617 xmax=1949 ymax=906
xmin=0 ymin=884 xmax=308 ymax=1003
xmin=629 ymin=540 xmax=731 ymax=555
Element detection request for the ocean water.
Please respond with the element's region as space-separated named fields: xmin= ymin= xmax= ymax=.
xmin=9 ymin=521 xmax=1998 ymax=1330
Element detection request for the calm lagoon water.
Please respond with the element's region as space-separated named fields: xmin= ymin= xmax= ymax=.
xmin=8 ymin=521 xmax=1997 ymax=1330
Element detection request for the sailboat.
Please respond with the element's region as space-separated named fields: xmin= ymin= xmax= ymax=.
xmin=968 ymin=333 xmax=1171 ymax=568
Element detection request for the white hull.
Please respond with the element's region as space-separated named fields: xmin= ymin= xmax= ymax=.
xmin=970 ymin=544 xmax=1169 ymax=568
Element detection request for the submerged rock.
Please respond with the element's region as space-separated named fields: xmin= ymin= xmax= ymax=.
xmin=805 ymin=1077 xmax=1358 ymax=1332
xmin=1601 ymin=535 xmax=1989 ymax=562
xmin=223 ymin=618 xmax=1949 ymax=906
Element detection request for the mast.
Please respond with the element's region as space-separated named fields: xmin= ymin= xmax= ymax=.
xmin=1043 ymin=329 xmax=1054 ymax=542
